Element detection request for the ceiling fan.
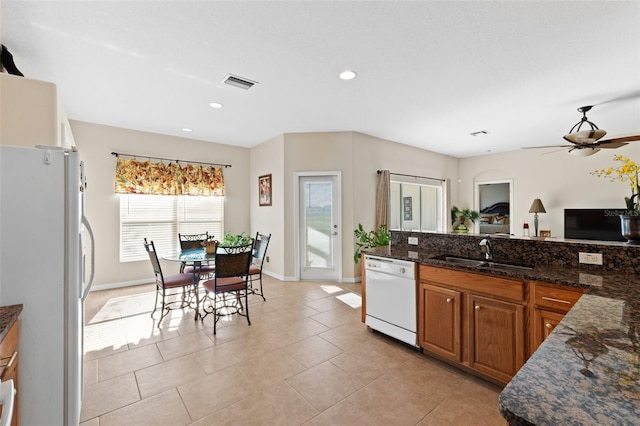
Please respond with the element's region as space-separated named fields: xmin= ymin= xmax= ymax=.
xmin=522 ymin=97 xmax=640 ymax=156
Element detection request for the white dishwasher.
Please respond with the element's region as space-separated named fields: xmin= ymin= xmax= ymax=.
xmin=364 ymin=255 xmax=418 ymax=347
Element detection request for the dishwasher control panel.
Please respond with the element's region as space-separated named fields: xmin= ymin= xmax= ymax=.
xmin=364 ymin=255 xmax=416 ymax=280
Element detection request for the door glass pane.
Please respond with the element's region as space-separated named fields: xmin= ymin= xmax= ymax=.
xmin=304 ymin=181 xmax=333 ymax=268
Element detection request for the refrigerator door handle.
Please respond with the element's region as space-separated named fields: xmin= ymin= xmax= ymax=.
xmin=81 ymin=215 xmax=96 ymax=301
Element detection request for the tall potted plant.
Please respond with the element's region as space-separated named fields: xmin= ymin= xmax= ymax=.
xmin=592 ymin=154 xmax=640 ymax=243
xmin=451 ymin=206 xmax=480 ymax=233
xmin=353 ymin=223 xmax=391 ymax=263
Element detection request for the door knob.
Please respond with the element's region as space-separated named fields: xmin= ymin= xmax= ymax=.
xmin=446 ymin=297 xmax=452 ymax=303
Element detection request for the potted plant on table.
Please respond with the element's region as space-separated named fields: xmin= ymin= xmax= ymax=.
xmin=451 ymin=206 xmax=480 ymax=233
xmin=592 ymin=154 xmax=640 ymax=243
xmin=353 ymin=223 xmax=391 ymax=263
xmin=219 ymin=232 xmax=254 ymax=247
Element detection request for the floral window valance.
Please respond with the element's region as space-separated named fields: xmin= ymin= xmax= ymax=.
xmin=114 ymin=157 xmax=225 ymax=196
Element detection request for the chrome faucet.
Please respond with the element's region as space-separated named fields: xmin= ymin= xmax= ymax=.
xmin=479 ymin=238 xmax=492 ymax=260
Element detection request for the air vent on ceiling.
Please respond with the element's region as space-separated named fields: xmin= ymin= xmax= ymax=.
xmin=223 ymin=74 xmax=258 ymax=90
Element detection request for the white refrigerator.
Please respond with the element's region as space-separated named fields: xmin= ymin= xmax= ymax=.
xmin=0 ymin=145 xmax=95 ymax=426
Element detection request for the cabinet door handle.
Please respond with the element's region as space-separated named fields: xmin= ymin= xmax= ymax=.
xmin=541 ymin=296 xmax=571 ymax=305
xmin=0 ymin=351 xmax=17 ymax=369
xmin=475 ymin=305 xmax=480 ymax=310
xmin=545 ymin=323 xmax=554 ymax=329
xmin=446 ymin=297 xmax=452 ymax=303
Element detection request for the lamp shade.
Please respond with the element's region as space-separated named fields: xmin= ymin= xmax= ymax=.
xmin=529 ymin=198 xmax=546 ymax=214
xmin=563 ymin=129 xmax=607 ymax=144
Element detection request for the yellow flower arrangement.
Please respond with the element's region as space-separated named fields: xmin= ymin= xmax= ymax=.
xmin=592 ymin=154 xmax=640 ymax=215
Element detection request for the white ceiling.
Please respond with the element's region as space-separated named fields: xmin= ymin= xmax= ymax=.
xmin=2 ymin=1 xmax=639 ymax=158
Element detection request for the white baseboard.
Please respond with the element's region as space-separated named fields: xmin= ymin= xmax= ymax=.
xmin=91 ymin=278 xmax=154 ymax=292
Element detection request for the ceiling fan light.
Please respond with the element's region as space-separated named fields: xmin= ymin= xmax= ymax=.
xmin=563 ymin=129 xmax=607 ymax=144
xmin=569 ymin=148 xmax=600 ymax=157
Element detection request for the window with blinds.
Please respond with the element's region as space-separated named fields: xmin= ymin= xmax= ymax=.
xmin=120 ymin=194 xmax=224 ymax=262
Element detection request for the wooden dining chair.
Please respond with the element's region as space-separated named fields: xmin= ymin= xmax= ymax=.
xmin=248 ymin=232 xmax=271 ymax=301
xmin=144 ymin=238 xmax=195 ymax=327
xmin=200 ymin=243 xmax=253 ymax=334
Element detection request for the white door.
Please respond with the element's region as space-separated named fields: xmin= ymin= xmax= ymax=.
xmin=298 ymin=173 xmax=341 ymax=281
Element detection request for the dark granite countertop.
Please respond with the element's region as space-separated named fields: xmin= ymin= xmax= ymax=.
xmin=0 ymin=304 xmax=23 ymax=342
xmin=363 ymin=245 xmax=640 ymax=425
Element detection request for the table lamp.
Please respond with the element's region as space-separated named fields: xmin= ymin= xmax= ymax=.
xmin=529 ymin=198 xmax=546 ymax=237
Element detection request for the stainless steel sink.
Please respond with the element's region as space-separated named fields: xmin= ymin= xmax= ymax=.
xmin=435 ymin=256 xmax=533 ymax=272
xmin=477 ymin=261 xmax=533 ymax=272
xmin=439 ymin=256 xmax=485 ymax=267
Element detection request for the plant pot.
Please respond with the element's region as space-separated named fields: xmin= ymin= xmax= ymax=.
xmin=203 ymin=241 xmax=218 ymax=254
xmin=620 ymin=215 xmax=640 ymax=244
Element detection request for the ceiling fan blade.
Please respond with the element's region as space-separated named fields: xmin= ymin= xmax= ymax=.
xmin=542 ymin=148 xmax=571 ymax=155
xmin=594 ymin=90 xmax=640 ymax=106
xmin=598 ymin=142 xmax=628 ymax=149
xmin=521 ymin=145 xmax=573 ymax=150
xmin=597 ymin=133 xmax=640 ymax=145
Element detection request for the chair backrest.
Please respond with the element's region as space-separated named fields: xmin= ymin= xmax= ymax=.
xmin=252 ymin=232 xmax=271 ymax=267
xmin=214 ymin=243 xmax=253 ymax=279
xmin=179 ymin=232 xmax=209 ymax=251
xmin=143 ymin=238 xmax=164 ymax=281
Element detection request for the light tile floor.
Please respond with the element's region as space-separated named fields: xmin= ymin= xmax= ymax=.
xmin=80 ymin=276 xmax=507 ymax=425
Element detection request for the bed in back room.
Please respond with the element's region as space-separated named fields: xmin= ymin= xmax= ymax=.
xmin=479 ymin=202 xmax=510 ymax=234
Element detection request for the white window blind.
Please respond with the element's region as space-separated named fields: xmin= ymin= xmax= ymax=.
xmin=120 ymin=194 xmax=224 ymax=262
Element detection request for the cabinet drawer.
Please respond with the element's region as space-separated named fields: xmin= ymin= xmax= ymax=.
xmin=0 ymin=321 xmax=18 ymax=379
xmin=532 ymin=282 xmax=583 ymax=313
xmin=420 ymin=265 xmax=524 ymax=302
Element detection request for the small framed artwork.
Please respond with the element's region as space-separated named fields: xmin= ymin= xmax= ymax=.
xmin=540 ymin=230 xmax=551 ymax=238
xmin=259 ymin=174 xmax=272 ymax=206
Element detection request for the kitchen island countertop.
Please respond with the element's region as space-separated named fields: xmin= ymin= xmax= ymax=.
xmin=364 ymin=246 xmax=640 ymax=425
xmin=0 ymin=304 xmax=23 ymax=341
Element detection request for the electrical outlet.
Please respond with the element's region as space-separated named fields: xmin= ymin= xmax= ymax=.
xmin=579 ymin=252 xmax=603 ymax=265
xmin=266 ymin=256 xmax=270 ymax=263
xmin=408 ymin=237 xmax=419 ymax=245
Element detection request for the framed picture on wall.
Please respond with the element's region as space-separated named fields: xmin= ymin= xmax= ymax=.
xmin=403 ymin=196 xmax=413 ymax=220
xmin=259 ymin=174 xmax=272 ymax=206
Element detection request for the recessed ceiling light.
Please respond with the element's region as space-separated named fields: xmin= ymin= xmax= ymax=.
xmin=209 ymin=102 xmax=223 ymax=109
xmin=182 ymin=128 xmax=192 ymax=132
xmin=339 ymin=70 xmax=357 ymax=80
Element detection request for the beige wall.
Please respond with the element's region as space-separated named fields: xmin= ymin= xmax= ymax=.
xmin=252 ymin=131 xmax=460 ymax=281
xmin=249 ymin=134 xmax=285 ymax=279
xmin=71 ymin=116 xmax=636 ymax=286
xmin=70 ymin=120 xmax=250 ymax=287
xmin=283 ymin=132 xmax=356 ymax=279
xmin=459 ymin=143 xmax=640 ymax=238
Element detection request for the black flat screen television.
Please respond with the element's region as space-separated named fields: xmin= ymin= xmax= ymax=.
xmin=564 ymin=208 xmax=626 ymax=242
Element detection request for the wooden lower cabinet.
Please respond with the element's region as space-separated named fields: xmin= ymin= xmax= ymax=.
xmin=0 ymin=320 xmax=19 ymax=426
xmin=418 ymin=283 xmax=461 ymax=361
xmin=468 ymin=294 xmax=525 ymax=384
xmin=534 ymin=309 xmax=565 ymax=343
xmin=418 ymin=265 xmax=526 ymax=385
xmin=530 ymin=281 xmax=584 ymax=356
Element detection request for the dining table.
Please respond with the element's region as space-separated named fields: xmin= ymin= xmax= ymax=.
xmin=162 ymin=248 xmax=216 ymax=320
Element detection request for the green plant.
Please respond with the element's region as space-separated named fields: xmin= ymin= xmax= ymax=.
xmin=219 ymin=231 xmax=253 ymax=247
xmin=353 ymin=223 xmax=390 ymax=263
xmin=451 ymin=206 xmax=480 ymax=231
